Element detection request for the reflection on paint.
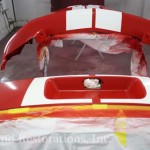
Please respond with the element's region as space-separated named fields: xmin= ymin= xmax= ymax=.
xmin=0 ymin=77 xmax=8 ymax=82
xmin=5 ymin=82 xmax=17 ymax=90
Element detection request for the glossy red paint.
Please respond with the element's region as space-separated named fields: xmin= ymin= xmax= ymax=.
xmin=0 ymin=79 xmax=33 ymax=110
xmin=44 ymin=76 xmax=146 ymax=99
xmin=122 ymin=13 xmax=150 ymax=39
xmin=0 ymin=75 xmax=150 ymax=111
xmin=1 ymin=8 xmax=150 ymax=70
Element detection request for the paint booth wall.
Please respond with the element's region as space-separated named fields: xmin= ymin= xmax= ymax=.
xmin=11 ymin=0 xmax=150 ymax=26
xmin=105 ymin=0 xmax=150 ymax=19
xmin=0 ymin=0 xmax=50 ymax=40
xmin=0 ymin=0 xmax=14 ymax=40
xmin=14 ymin=0 xmax=51 ymax=26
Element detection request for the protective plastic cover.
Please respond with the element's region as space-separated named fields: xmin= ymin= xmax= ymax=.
xmin=0 ymin=117 xmax=150 ymax=150
xmin=48 ymin=33 xmax=147 ymax=76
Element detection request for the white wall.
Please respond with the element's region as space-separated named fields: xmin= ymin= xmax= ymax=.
xmin=120 ymin=0 xmax=143 ymax=16
xmin=5 ymin=0 xmax=150 ymax=27
xmin=14 ymin=0 xmax=50 ymax=26
xmin=105 ymin=0 xmax=121 ymax=11
xmin=0 ymin=0 xmax=14 ymax=40
xmin=142 ymin=0 xmax=150 ymax=19
xmin=105 ymin=0 xmax=150 ymax=19
xmin=0 ymin=0 xmax=51 ymax=40
xmin=0 ymin=3 xmax=8 ymax=41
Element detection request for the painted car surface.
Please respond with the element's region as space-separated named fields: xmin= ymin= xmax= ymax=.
xmin=0 ymin=6 xmax=150 ymax=149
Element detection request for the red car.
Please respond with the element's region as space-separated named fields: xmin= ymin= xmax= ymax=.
xmin=0 ymin=6 xmax=150 ymax=149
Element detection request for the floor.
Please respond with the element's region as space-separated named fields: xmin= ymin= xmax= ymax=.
xmin=0 ymin=28 xmax=150 ymax=82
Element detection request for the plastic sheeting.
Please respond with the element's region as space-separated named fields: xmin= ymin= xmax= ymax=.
xmin=0 ymin=117 xmax=150 ymax=150
xmin=48 ymin=33 xmax=147 ymax=76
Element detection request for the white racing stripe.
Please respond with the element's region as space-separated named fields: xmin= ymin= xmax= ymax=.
xmin=66 ymin=8 xmax=122 ymax=32
xmin=66 ymin=9 xmax=92 ymax=30
xmin=21 ymin=77 xmax=92 ymax=106
xmin=21 ymin=75 xmax=150 ymax=106
xmin=96 ymin=9 xmax=122 ymax=32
